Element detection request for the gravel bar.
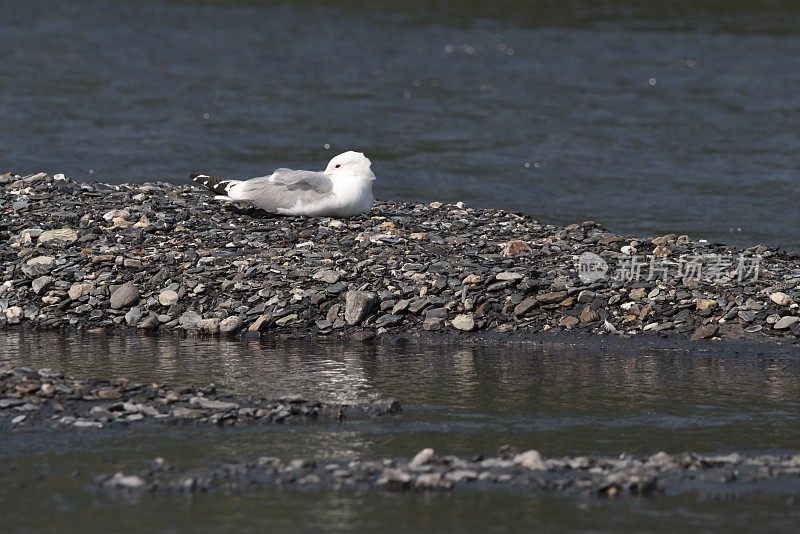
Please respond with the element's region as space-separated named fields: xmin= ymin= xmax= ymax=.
xmin=99 ymin=446 xmax=800 ymax=499
xmin=2 ymin=172 xmax=799 ymax=343
xmin=0 ymin=366 xmax=401 ymax=429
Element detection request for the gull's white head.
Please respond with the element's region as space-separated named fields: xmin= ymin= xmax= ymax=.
xmin=323 ymin=151 xmax=376 ymax=181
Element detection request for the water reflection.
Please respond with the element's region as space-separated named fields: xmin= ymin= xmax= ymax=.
xmin=2 ymin=331 xmax=799 ymax=433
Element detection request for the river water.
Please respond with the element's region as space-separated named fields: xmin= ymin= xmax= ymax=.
xmin=2 ymin=332 xmax=800 ymax=531
xmin=1 ymin=0 xmax=799 ymax=248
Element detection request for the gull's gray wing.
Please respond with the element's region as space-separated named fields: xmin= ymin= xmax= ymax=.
xmin=227 ymin=169 xmax=334 ymax=212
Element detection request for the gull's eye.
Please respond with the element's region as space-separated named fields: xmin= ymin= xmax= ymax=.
xmin=335 ymin=164 xmax=341 ymax=168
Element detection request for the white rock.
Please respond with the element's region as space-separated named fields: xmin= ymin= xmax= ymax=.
xmin=770 ymin=292 xmax=792 ymax=307
xmin=514 ymin=449 xmax=545 ymax=470
xmin=773 ymin=316 xmax=799 ymax=330
xmin=68 ymin=282 xmax=93 ymax=300
xmin=495 ymin=271 xmax=524 ymax=281
xmin=451 ymin=313 xmax=475 ymax=331
xmin=102 ymin=209 xmax=130 ymax=221
xmin=410 ymin=448 xmax=435 ymax=468
xmin=158 ymin=289 xmax=179 ymax=306
xmin=38 ymin=228 xmax=78 ymax=245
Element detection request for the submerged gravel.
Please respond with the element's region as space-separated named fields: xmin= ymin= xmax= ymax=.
xmin=0 ymin=366 xmax=401 ymax=429
xmin=2 ymin=172 xmax=799 ymax=343
xmin=99 ymin=446 xmax=800 ymax=499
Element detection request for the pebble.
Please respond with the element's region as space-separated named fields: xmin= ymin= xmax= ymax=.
xmin=0 ymin=173 xmax=797 ymax=344
xmin=158 ymin=289 xmax=179 ymax=306
xmin=68 ymin=283 xmax=93 ymax=300
xmin=690 ymin=324 xmax=718 ymax=340
xmin=31 ymin=276 xmax=54 ymax=295
xmin=451 ymin=314 xmax=475 ymax=331
xmin=774 ymin=316 xmax=800 ymax=330
xmin=219 ymin=316 xmax=243 ymax=334
xmin=514 ymin=449 xmax=545 ymax=470
xmin=100 ymin=447 xmax=800 ymax=499
xmin=770 ymin=292 xmax=791 ymax=307
xmin=37 ymin=228 xmax=78 ymax=245
xmin=344 ymin=291 xmax=376 ymax=326
xmin=110 ymin=281 xmax=140 ymax=310
xmin=0 ymin=365 xmax=402 ymax=430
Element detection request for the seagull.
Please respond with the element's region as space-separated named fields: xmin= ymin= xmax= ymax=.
xmin=190 ymin=151 xmax=375 ymax=217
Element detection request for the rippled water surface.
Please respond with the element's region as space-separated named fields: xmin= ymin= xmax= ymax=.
xmin=2 ymin=0 xmax=799 ymax=248
xmin=1 ymin=332 xmax=800 ymax=531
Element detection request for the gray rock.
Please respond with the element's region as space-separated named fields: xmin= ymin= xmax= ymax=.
xmin=514 ymin=297 xmax=538 ymax=317
xmin=774 ymin=316 xmax=799 ymax=330
xmin=179 ymin=311 xmax=202 ymax=328
xmin=312 ymin=269 xmax=341 ymax=284
xmin=690 ymin=324 xmax=719 ymax=340
xmin=344 ymin=291 xmax=377 ymax=325
xmin=190 ymin=397 xmax=238 ymax=410
xmin=31 ymin=276 xmax=54 ymax=295
xmin=197 ymin=318 xmax=220 ymax=333
xmin=110 ymin=281 xmax=140 ymax=310
xmin=125 ymin=307 xmax=142 ymax=326
xmin=219 ymin=316 xmax=243 ymax=334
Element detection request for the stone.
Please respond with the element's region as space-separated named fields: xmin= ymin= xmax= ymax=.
xmin=102 ymin=209 xmax=130 ymax=221
xmin=125 ymin=307 xmax=142 ymax=326
xmin=696 ymin=299 xmax=717 ymax=311
xmin=248 ymin=314 xmax=272 ymax=332
xmin=770 ymin=292 xmax=791 ymax=307
xmin=179 ymin=311 xmax=202 ymax=329
xmin=451 ymin=314 xmax=475 ymax=331
xmin=190 ymin=397 xmax=238 ymax=410
xmin=344 ymin=291 xmax=377 ymax=325
xmin=158 ymin=289 xmax=179 ymax=306
xmin=536 ymin=291 xmax=568 ymax=304
xmin=514 ymin=450 xmax=545 ymax=470
xmin=773 ymin=316 xmax=799 ymax=330
xmin=197 ymin=318 xmax=220 ymax=333
xmin=410 ymin=448 xmax=435 ymax=468
xmin=37 ymin=228 xmax=78 ymax=245
xmin=462 ymin=274 xmax=481 ymax=285
xmin=312 ymin=270 xmax=341 ymax=284
xmin=274 ymin=313 xmax=298 ymax=326
xmin=31 ymin=276 xmax=54 ymax=295
xmin=559 ymin=315 xmax=579 ymax=328
xmin=514 ymin=297 xmax=538 ymax=317
xmin=219 ymin=316 xmax=243 ymax=334
xmin=690 ymin=324 xmax=718 ymax=340
xmin=110 ymin=281 xmax=140 ymax=310
xmin=495 ymin=271 xmax=524 ymax=282
xmin=630 ymin=288 xmax=648 ymax=301
xmin=579 ymin=307 xmax=599 ymax=324
xmin=26 ymin=255 xmax=55 ymax=267
xmin=68 ymin=282 xmax=93 ymax=300
xmin=501 ymin=239 xmax=532 ymax=257
xmin=738 ymin=310 xmax=755 ymax=323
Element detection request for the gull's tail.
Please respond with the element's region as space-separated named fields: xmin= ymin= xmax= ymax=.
xmin=190 ymin=173 xmax=241 ymax=196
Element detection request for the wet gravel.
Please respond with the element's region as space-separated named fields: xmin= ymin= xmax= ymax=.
xmin=98 ymin=446 xmax=800 ymax=499
xmin=0 ymin=366 xmax=401 ymax=429
xmin=2 ymin=172 xmax=799 ymax=343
